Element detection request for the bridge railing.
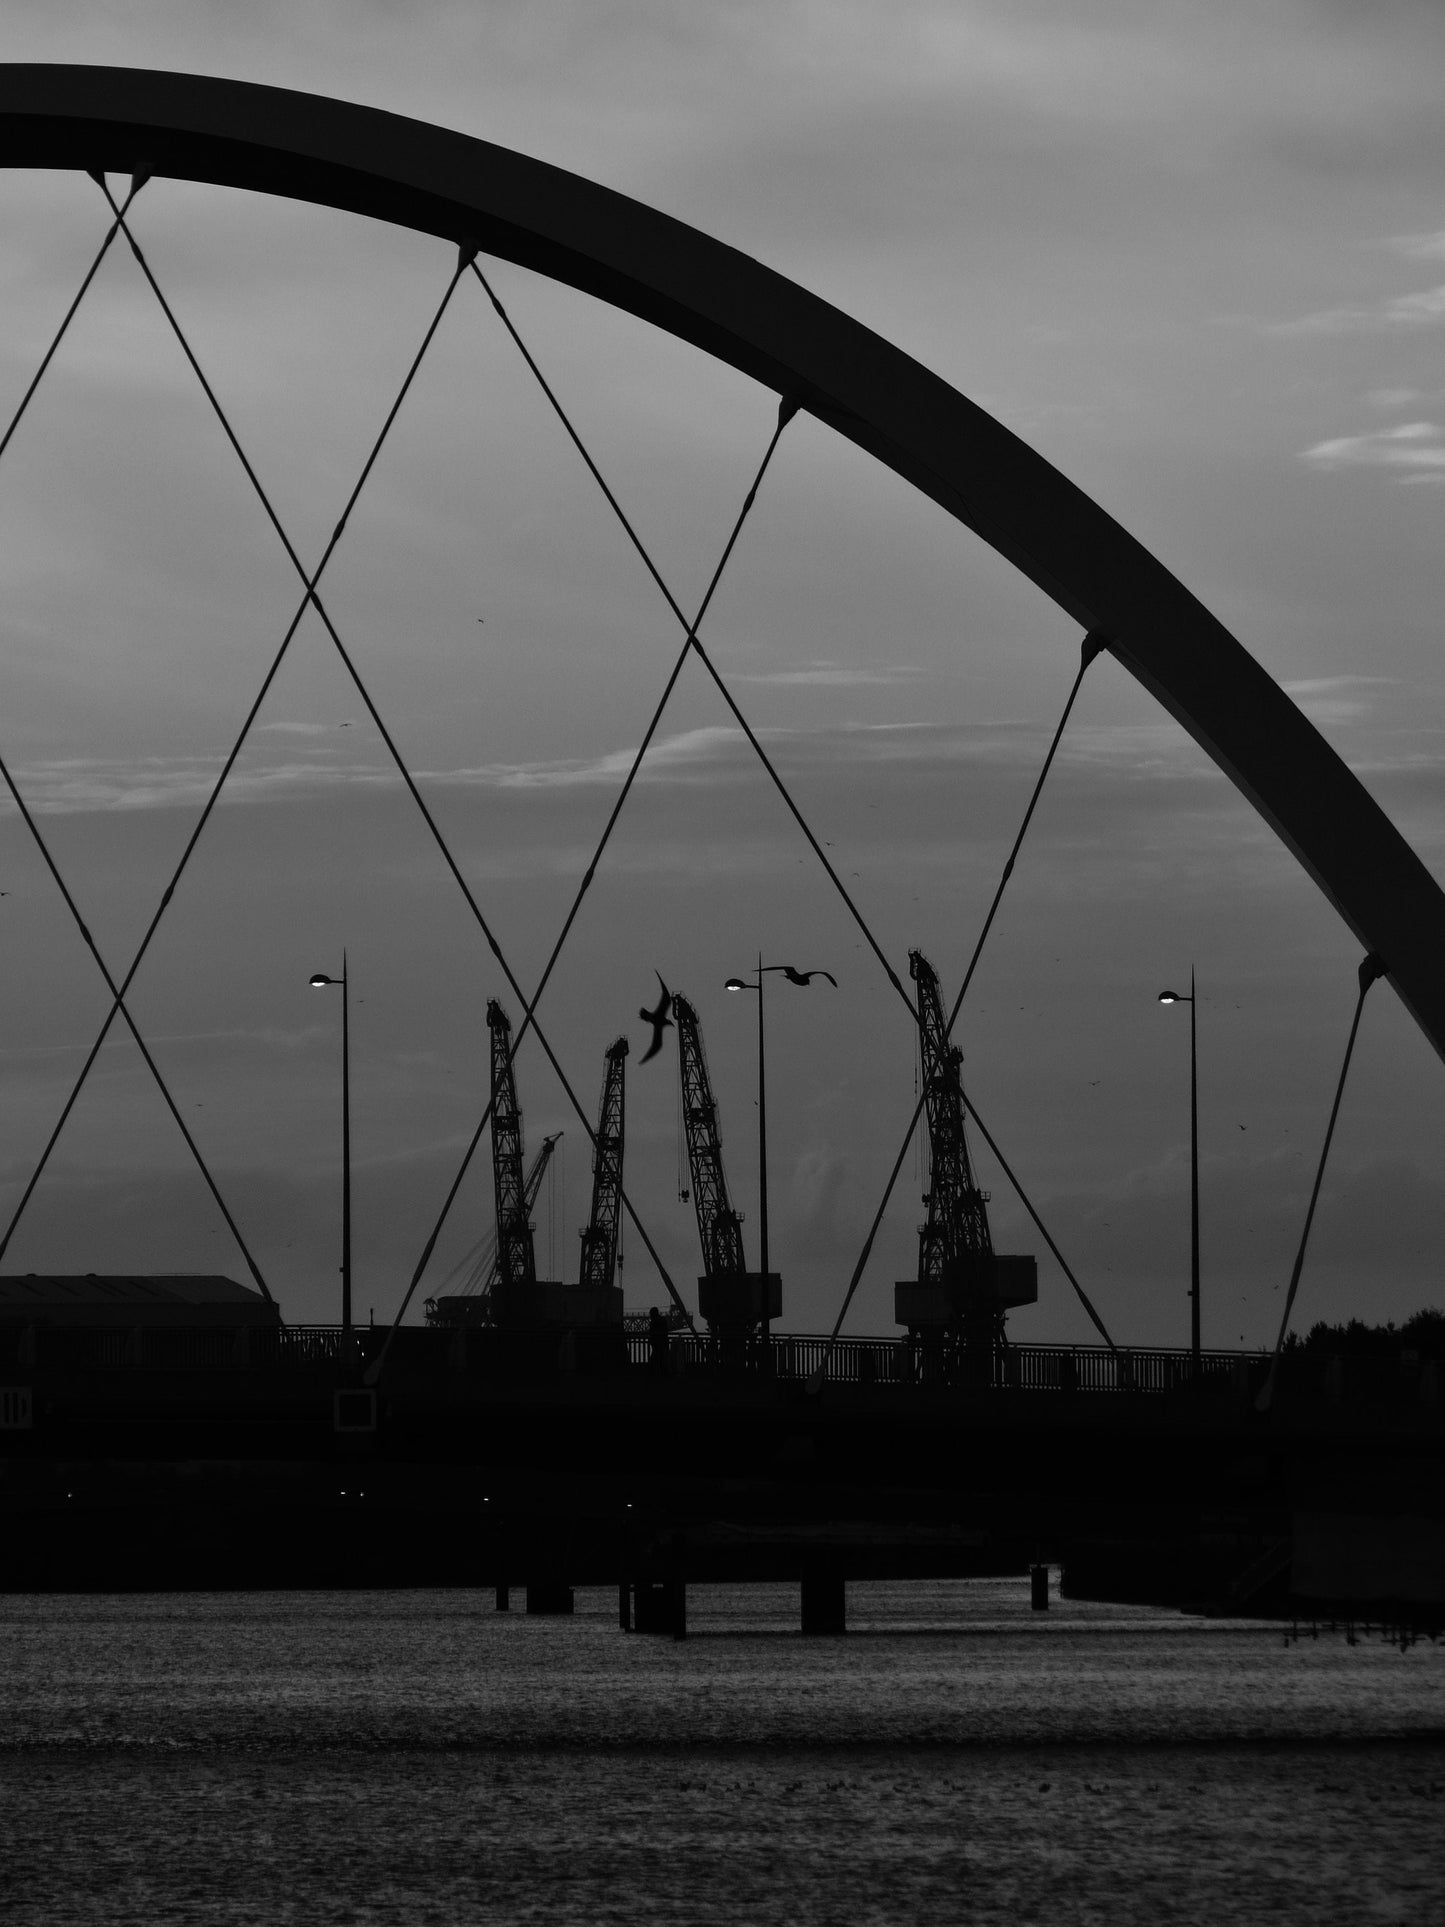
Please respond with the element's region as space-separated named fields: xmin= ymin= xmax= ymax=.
xmin=0 ymin=1319 xmax=1277 ymax=1389
xmin=1 ymin=1318 xmax=1432 ymax=1407
xmin=623 ymin=1330 xmax=1266 ymax=1393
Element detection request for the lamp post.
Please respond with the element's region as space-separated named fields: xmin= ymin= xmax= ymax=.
xmin=310 ymin=956 xmax=351 ymax=1340
xmin=725 ymin=961 xmax=836 ymax=1359
xmin=1158 ymin=971 xmax=1200 ymax=1378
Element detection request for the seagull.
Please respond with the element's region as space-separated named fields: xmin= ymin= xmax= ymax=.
xmin=638 ymin=972 xmax=673 ymax=1062
xmin=780 ymin=967 xmax=837 ymax=988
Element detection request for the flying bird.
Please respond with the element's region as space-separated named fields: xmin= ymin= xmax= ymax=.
xmin=780 ymin=967 xmax=837 ymax=988
xmin=638 ymin=973 xmax=673 ymax=1062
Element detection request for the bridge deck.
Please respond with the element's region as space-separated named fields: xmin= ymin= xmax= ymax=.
xmin=1 ymin=1324 xmax=1440 ymax=1620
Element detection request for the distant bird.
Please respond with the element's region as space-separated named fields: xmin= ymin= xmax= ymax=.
xmin=780 ymin=967 xmax=837 ymax=988
xmin=638 ymin=973 xmax=673 ymax=1063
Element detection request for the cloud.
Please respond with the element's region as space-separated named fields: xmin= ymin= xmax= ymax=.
xmin=1383 ymin=285 xmax=1445 ymax=325
xmin=1279 ymin=676 xmax=1390 ymax=727
xmin=730 ymin=660 xmax=927 ymax=688
xmin=0 ymin=725 xmax=753 ymax=813
xmin=1273 ymin=284 xmax=1445 ymax=336
xmin=1366 ymin=387 xmax=1427 ymax=408
xmin=1392 ymin=228 xmax=1445 ymax=262
xmin=0 ymin=755 xmax=398 ymax=814
xmin=1299 ymin=420 xmax=1445 ymax=482
xmin=433 ymin=724 xmax=746 ymax=790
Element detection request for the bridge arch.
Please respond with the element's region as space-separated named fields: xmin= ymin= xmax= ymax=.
xmin=2 ymin=62 xmax=1443 ymax=1060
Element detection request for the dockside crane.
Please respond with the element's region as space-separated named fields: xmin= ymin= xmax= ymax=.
xmin=895 ymin=951 xmax=1036 ymax=1353
xmin=488 ymin=997 xmax=537 ymax=1312
xmin=674 ymin=993 xmax=780 ymax=1332
xmin=577 ymin=1037 xmax=628 ymax=1293
xmin=483 ymin=1001 xmax=626 ymax=1332
xmin=423 ymin=1132 xmax=561 ymax=1327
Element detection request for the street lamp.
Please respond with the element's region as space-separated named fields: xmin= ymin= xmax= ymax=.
xmin=1158 ymin=970 xmax=1200 ymax=1378
xmin=310 ymin=956 xmax=351 ymax=1340
xmin=725 ymin=960 xmax=836 ymax=1358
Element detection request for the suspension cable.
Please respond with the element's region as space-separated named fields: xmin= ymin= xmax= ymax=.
xmin=961 ymin=1089 xmax=1114 ymax=1348
xmin=949 ymin=633 xmax=1106 ymax=1024
xmin=104 ymin=194 xmax=773 ymax=1351
xmin=472 ymin=264 xmax=912 ymax=1012
xmin=0 ymin=747 xmax=273 ymax=1297
xmin=485 ymin=254 xmax=1110 ymax=1358
xmin=0 ymin=177 xmax=140 ymax=473
xmin=96 ymin=195 xmax=686 ymax=1352
xmin=376 ymin=398 xmax=796 ymax=1348
xmin=101 ymin=180 xmax=466 ymax=635
xmin=0 ymin=218 xmax=468 ymax=1264
xmin=815 ymin=633 xmax=1114 ymax=1362
xmin=1256 ymin=952 xmax=1385 ymax=1411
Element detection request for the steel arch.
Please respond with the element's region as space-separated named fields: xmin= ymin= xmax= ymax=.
xmin=2 ymin=63 xmax=1443 ymax=1061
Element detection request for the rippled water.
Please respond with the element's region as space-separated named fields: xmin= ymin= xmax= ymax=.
xmin=1 ymin=1580 xmax=1441 ymax=1924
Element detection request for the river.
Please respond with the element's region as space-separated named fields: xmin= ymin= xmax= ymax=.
xmin=1 ymin=1578 xmax=1441 ymax=1923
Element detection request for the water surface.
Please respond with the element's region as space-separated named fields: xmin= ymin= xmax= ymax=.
xmin=1 ymin=1580 xmax=1440 ymax=1923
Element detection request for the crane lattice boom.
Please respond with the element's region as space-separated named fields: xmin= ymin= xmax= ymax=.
xmin=578 ymin=1037 xmax=628 ymax=1290
xmin=911 ymin=950 xmax=994 ymax=1285
xmin=487 ymin=999 xmax=536 ymax=1294
xmin=895 ymin=951 xmax=1036 ymax=1342
xmin=424 ymin=1133 xmax=560 ymax=1326
xmin=673 ymin=993 xmax=746 ymax=1281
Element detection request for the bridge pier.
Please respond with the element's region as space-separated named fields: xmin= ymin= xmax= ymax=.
xmin=801 ymin=1561 xmax=846 ymax=1634
xmin=1030 ymin=1563 xmax=1049 ymax=1610
xmin=525 ymin=1581 xmax=574 ymax=1615
xmin=632 ymin=1577 xmax=686 ymax=1637
xmin=494 ymin=1583 xmax=510 ymax=1612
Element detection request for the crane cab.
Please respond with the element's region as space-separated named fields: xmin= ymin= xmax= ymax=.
xmin=894 ymin=1254 xmax=1037 ymax=1333
xmin=699 ymin=1269 xmax=781 ymax=1331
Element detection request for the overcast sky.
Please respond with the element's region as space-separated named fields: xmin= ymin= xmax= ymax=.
xmin=0 ymin=1 xmax=1441 ymax=1345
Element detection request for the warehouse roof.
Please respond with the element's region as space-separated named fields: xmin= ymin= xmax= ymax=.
xmin=0 ymin=1273 xmax=277 ymax=1325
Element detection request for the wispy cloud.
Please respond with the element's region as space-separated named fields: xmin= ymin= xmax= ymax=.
xmin=1300 ymin=420 xmax=1445 ymax=483
xmin=729 ymin=660 xmax=927 ymax=688
xmin=0 ymin=726 xmax=753 ymax=813
xmin=0 ymin=755 xmax=397 ymax=815
xmin=1280 ymin=676 xmax=1390 ymax=728
xmin=1273 ymin=284 xmax=1445 ymax=336
xmin=432 ymin=725 xmax=746 ymax=791
xmin=1392 ymin=229 xmax=1445 ymax=263
xmin=1366 ymin=387 xmax=1429 ymax=410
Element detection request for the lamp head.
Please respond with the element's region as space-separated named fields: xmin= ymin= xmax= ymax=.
xmin=1158 ymin=990 xmax=1182 ymax=1005
xmin=725 ymin=977 xmax=751 ymax=992
xmin=310 ymin=973 xmax=336 ymax=988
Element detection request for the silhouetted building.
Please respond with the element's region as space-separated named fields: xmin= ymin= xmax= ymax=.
xmin=0 ymin=1273 xmax=278 ymax=1327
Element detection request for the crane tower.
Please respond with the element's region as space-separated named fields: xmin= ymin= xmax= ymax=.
xmin=487 ymin=998 xmax=537 ymax=1303
xmin=486 ymin=1001 xmax=624 ymax=1329
xmin=895 ymin=951 xmax=1036 ymax=1352
xmin=424 ymin=1131 xmax=561 ymax=1327
xmin=674 ymin=993 xmax=780 ymax=1332
xmin=576 ymin=1035 xmax=628 ymax=1307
